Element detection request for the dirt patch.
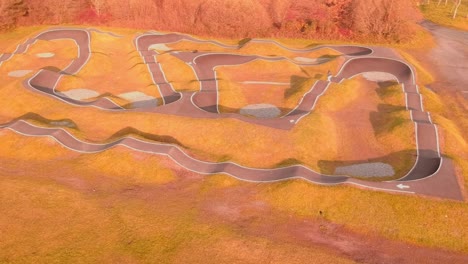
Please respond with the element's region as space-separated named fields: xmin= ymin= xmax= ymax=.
xmin=294 ymin=57 xmax=320 ymax=63
xmin=362 ymin=72 xmax=397 ymax=82
xmin=294 ymin=57 xmax=331 ymax=64
xmin=8 ymin=70 xmax=32 ymax=77
xmin=36 ymin=52 xmax=55 ymax=58
xmin=149 ymin=43 xmax=171 ymax=52
xmin=58 ymin=88 xmax=100 ymax=100
xmin=118 ymin=91 xmax=158 ymax=108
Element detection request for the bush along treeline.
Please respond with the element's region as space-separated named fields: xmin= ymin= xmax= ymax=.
xmin=1 ymin=0 xmax=424 ymax=43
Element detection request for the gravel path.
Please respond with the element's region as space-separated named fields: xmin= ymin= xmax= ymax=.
xmin=334 ymin=162 xmax=395 ymax=178
xmin=240 ymin=104 xmax=281 ymax=118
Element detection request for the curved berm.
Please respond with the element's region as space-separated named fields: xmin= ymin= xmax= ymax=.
xmin=0 ymin=27 xmax=463 ymax=201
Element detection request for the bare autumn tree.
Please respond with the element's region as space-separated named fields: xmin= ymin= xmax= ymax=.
xmin=267 ymin=0 xmax=293 ymax=28
xmin=0 ymin=0 xmax=27 ymax=31
xmin=351 ymin=0 xmax=422 ymax=42
xmin=453 ymin=0 xmax=462 ymax=18
xmin=90 ymin=0 xmax=108 ymax=17
xmin=194 ymin=0 xmax=272 ymax=37
xmin=18 ymin=0 xmax=82 ymax=25
xmin=2 ymin=0 xmax=425 ymax=43
xmin=437 ymin=0 xmax=451 ymax=5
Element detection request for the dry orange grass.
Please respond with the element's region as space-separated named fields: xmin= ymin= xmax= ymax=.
xmin=216 ymin=57 xmax=342 ymax=115
xmin=156 ymin=53 xmax=200 ymax=92
xmin=0 ymin=26 xmax=46 ymax=52
xmin=0 ymin=38 xmax=77 ymax=80
xmin=166 ymin=38 xmax=343 ymax=59
xmin=57 ymin=32 xmax=161 ymax=101
xmin=259 ymin=180 xmax=468 ymax=253
xmin=166 ymin=39 xmax=232 ymax=53
xmin=0 ymin=176 xmax=356 ymax=263
xmin=216 ymin=65 xmax=317 ymax=115
xmin=240 ymin=42 xmax=342 ymax=59
xmin=0 ymin=131 xmax=355 ymax=263
xmin=420 ymin=2 xmax=468 ymax=31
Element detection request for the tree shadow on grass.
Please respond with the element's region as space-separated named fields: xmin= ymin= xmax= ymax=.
xmin=10 ymin=112 xmax=78 ymax=129
xmin=41 ymin=66 xmax=61 ymax=73
xmin=284 ymin=75 xmax=311 ymax=99
xmin=369 ymin=104 xmax=408 ymax=136
xmin=107 ymin=127 xmax=189 ymax=149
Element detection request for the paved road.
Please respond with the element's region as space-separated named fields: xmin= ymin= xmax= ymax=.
xmin=420 ymin=20 xmax=468 ymax=98
xmin=0 ymin=28 xmax=463 ymax=200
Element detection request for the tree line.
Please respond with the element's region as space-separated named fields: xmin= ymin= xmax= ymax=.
xmin=1 ymin=0 xmax=428 ymax=42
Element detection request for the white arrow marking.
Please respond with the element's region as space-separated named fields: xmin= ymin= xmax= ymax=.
xmin=397 ymin=184 xmax=410 ymax=189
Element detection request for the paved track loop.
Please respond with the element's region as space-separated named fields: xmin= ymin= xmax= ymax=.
xmin=0 ymin=28 xmax=463 ymax=200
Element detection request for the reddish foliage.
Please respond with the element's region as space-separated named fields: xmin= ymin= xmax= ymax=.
xmin=1 ymin=0 xmax=423 ymax=42
xmin=77 ymin=8 xmax=99 ymax=24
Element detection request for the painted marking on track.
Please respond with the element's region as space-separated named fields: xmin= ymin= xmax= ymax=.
xmin=397 ymin=184 xmax=410 ymax=189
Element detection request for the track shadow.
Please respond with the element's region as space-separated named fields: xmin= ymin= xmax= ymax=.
xmin=122 ymin=99 xmax=159 ymax=109
xmin=375 ymin=81 xmax=400 ymax=99
xmin=41 ymin=66 xmax=61 ymax=73
xmin=274 ymin=158 xmax=304 ymax=168
xmin=9 ymin=112 xmax=78 ymax=129
xmin=107 ymin=127 xmax=188 ymax=149
xmin=315 ymin=54 xmax=340 ymax=64
xmin=369 ymin=104 xmax=408 ymax=136
xmin=238 ymin=38 xmax=252 ymax=48
xmin=284 ymin=75 xmax=311 ymax=99
xmin=398 ymin=150 xmax=441 ymax=181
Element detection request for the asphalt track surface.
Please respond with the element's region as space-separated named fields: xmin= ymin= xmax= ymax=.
xmin=0 ymin=28 xmax=463 ymax=200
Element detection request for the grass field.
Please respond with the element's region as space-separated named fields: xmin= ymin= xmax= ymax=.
xmin=420 ymin=2 xmax=468 ymax=30
xmin=0 ymin=26 xmax=466 ymax=261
